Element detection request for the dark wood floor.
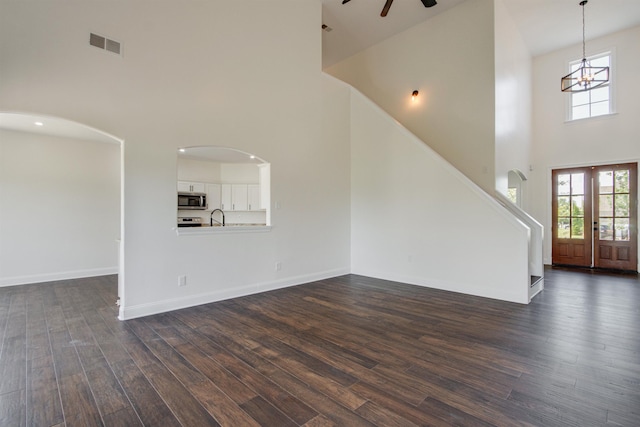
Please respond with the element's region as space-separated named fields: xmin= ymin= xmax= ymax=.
xmin=1 ymin=267 xmax=639 ymax=426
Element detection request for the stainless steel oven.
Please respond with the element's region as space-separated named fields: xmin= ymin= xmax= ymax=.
xmin=177 ymin=217 xmax=203 ymax=227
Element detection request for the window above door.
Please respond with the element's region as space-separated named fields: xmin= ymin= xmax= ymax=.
xmin=566 ymin=51 xmax=615 ymax=121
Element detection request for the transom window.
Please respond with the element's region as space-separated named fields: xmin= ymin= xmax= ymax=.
xmin=568 ymin=52 xmax=612 ymax=121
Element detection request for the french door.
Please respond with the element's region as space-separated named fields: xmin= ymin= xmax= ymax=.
xmin=552 ymin=163 xmax=637 ymax=271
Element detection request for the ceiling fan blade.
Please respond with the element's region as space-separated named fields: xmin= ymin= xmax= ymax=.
xmin=420 ymin=0 xmax=437 ymax=7
xmin=381 ymin=0 xmax=394 ymax=17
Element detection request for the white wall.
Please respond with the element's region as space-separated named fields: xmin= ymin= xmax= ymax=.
xmin=326 ymin=0 xmax=497 ymax=193
xmin=220 ymin=163 xmax=259 ymax=183
xmin=0 ymin=0 xmax=352 ymax=318
xmin=0 ymin=129 xmax=120 ymax=285
xmin=177 ymin=158 xmax=222 ymax=183
xmin=494 ymin=0 xmax=532 ymax=201
xmin=531 ymin=25 xmax=640 ymax=266
xmin=349 ymin=88 xmax=530 ymax=304
xmin=177 ymin=160 xmax=261 ymax=187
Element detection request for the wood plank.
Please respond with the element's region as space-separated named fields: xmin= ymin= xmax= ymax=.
xmin=349 ymin=381 xmax=454 ymax=427
xmin=173 ymin=341 xmax=257 ymax=405
xmin=83 ymin=364 xmax=133 ymax=419
xmin=109 ymin=359 xmax=181 ymax=427
xmin=418 ymin=397 xmax=498 ymax=427
xmin=27 ymin=387 xmax=64 ymax=427
xmin=57 ymin=373 xmax=103 ymax=427
xmin=355 ymin=400 xmax=420 ymax=427
xmin=0 ymin=335 xmax=26 ymax=395
xmin=27 ymin=356 xmax=64 ymax=426
xmin=138 ymin=362 xmax=220 ymax=427
xmin=101 ymin=407 xmax=143 ymax=427
xmin=239 ymin=395 xmax=297 ymax=427
xmin=0 ymin=389 xmax=26 ymax=427
xmin=188 ymin=379 xmax=261 ymax=427
xmin=129 ymin=320 xmax=208 ymax=387
xmin=302 ymin=414 xmax=337 ymax=427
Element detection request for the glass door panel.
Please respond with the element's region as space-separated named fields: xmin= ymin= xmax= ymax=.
xmin=552 ymin=168 xmax=592 ymax=267
xmin=593 ymin=163 xmax=637 ymax=270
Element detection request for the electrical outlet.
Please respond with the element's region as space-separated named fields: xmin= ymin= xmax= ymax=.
xmin=178 ymin=275 xmax=187 ymax=287
xmin=275 ymin=262 xmax=282 ymax=271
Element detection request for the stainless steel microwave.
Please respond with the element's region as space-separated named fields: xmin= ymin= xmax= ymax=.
xmin=178 ymin=192 xmax=207 ymax=210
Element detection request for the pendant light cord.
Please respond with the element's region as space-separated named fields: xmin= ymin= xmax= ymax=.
xmin=581 ymin=0 xmax=587 ymax=60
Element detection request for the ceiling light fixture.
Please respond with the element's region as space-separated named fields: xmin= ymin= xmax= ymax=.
xmin=561 ymin=0 xmax=609 ymax=92
xmin=412 ymin=90 xmax=419 ymax=101
xmin=34 ymin=121 xmax=44 ymax=126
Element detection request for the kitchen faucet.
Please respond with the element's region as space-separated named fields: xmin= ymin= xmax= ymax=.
xmin=210 ymin=208 xmax=225 ymax=226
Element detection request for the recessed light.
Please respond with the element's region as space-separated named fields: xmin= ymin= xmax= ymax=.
xmin=178 ymin=148 xmax=186 ymax=153
xmin=34 ymin=121 xmax=44 ymax=126
xmin=250 ymin=155 xmax=255 ymax=159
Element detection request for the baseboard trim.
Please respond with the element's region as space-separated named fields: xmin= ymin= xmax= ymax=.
xmin=0 ymin=267 xmax=119 ymax=287
xmin=120 ymin=267 xmax=350 ymax=320
xmin=351 ymin=268 xmax=529 ymax=305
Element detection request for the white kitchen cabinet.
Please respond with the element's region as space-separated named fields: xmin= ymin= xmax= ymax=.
xmin=177 ymin=181 xmax=205 ymax=193
xmin=206 ymin=184 xmax=221 ymax=210
xmin=248 ymin=184 xmax=261 ymax=211
xmin=219 ymin=183 xmax=260 ymax=211
xmin=231 ymin=184 xmax=248 ymax=211
xmin=220 ymin=184 xmax=232 ymax=211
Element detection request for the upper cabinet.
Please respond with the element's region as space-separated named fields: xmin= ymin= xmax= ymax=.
xmin=177 ymin=181 xmax=205 ymax=193
xmin=206 ymin=183 xmax=221 ymax=210
xmin=231 ymin=184 xmax=248 ymax=211
xmin=248 ymin=184 xmax=261 ymax=211
xmin=220 ymin=184 xmax=232 ymax=211
xmin=218 ymin=183 xmax=263 ymax=211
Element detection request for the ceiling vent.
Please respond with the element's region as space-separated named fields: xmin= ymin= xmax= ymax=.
xmin=89 ymin=32 xmax=122 ymax=56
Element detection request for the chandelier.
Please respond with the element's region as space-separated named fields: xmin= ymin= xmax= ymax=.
xmin=561 ymin=1 xmax=609 ymax=92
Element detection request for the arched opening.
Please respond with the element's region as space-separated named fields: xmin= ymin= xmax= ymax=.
xmin=0 ymin=112 xmax=125 ymax=314
xmin=507 ymin=169 xmax=527 ymax=208
xmin=177 ymin=146 xmax=270 ymax=228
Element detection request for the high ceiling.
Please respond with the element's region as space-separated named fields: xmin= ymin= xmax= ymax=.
xmin=322 ymin=0 xmax=640 ymax=67
xmin=2 ymin=1 xmax=639 ymax=144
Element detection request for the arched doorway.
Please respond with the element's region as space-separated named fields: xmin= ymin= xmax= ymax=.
xmin=0 ymin=112 xmax=125 ymax=314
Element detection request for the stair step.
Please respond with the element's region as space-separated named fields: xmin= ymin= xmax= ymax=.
xmin=530 ymin=275 xmax=543 ymax=288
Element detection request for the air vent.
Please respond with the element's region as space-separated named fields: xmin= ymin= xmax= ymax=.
xmin=89 ymin=32 xmax=122 ymax=56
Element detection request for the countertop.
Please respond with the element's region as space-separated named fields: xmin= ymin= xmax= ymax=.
xmin=176 ymin=223 xmax=271 ymax=235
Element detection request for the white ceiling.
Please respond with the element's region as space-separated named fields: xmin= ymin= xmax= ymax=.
xmin=322 ymin=0 xmax=640 ymax=67
xmin=3 ymin=1 xmax=638 ymax=145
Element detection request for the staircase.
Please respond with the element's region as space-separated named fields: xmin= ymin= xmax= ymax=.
xmin=495 ymin=192 xmax=544 ymax=302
